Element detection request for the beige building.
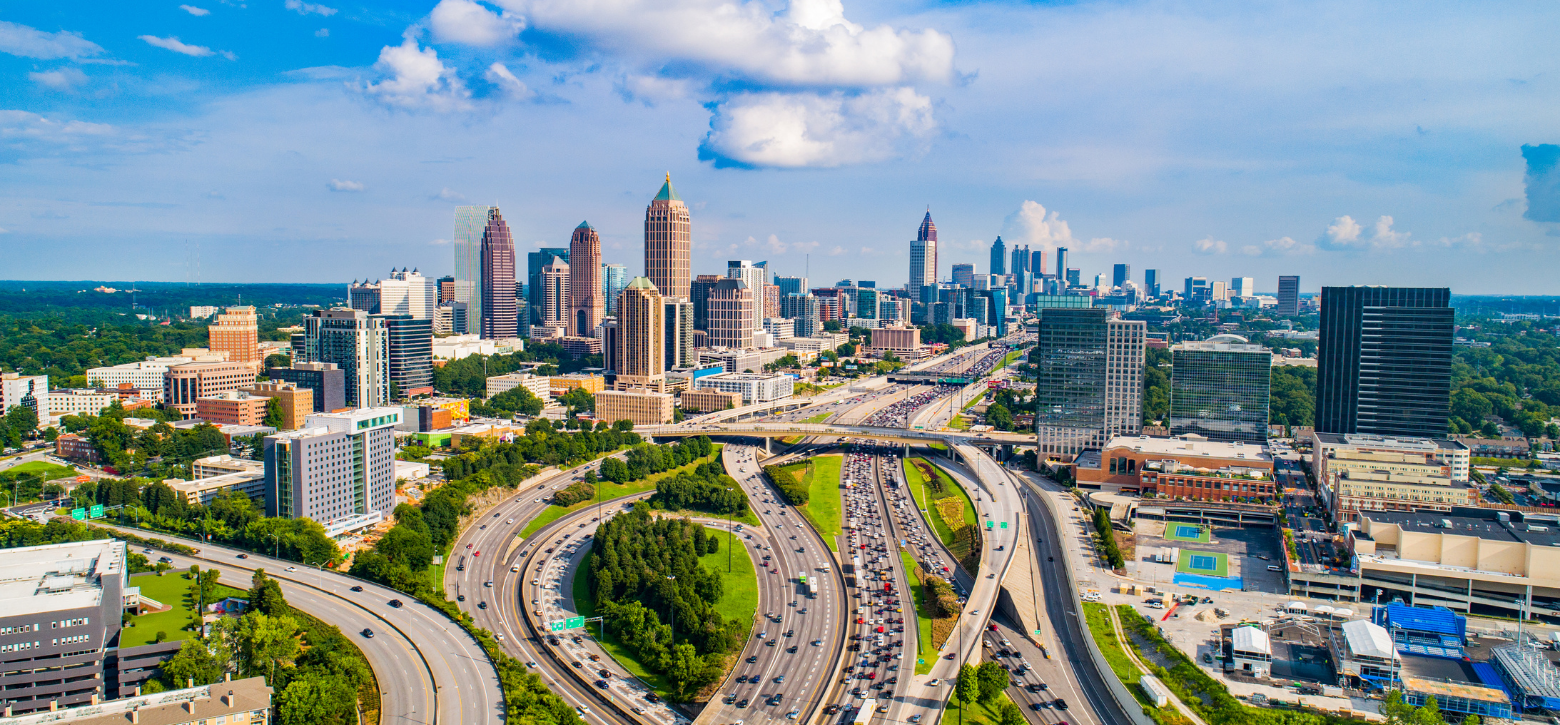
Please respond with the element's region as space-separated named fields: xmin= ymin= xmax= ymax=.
xmin=645 ymin=174 xmax=691 ymax=299
xmin=868 ymin=326 xmax=921 ymax=358
xmin=539 ymin=255 xmax=570 ymax=329
xmin=208 ymin=306 xmax=260 ymax=371
xmin=46 ymin=389 xmax=119 ymax=418
xmin=1327 ymin=449 xmax=1477 ymax=523
xmin=707 ymin=278 xmax=755 ymax=349
xmin=0 ymin=676 xmax=271 ymax=725
xmin=680 ymin=388 xmax=742 ymax=413
xmin=1312 ymin=433 xmax=1471 ymax=517
xmin=193 ymin=454 xmax=263 ymax=479
xmin=596 ymin=389 xmax=675 ymax=426
xmin=165 ymin=470 xmax=267 ymax=507
xmin=485 ymin=372 xmax=551 ymax=399
xmin=243 ymin=380 xmax=313 ymax=430
xmin=550 ymin=373 xmax=606 ymax=397
xmin=164 ymin=362 xmax=257 ymax=418
xmin=569 ymin=222 xmax=604 ymax=337
xmin=616 ymin=277 xmax=666 ymax=392
xmin=195 ymin=390 xmax=271 ymax=426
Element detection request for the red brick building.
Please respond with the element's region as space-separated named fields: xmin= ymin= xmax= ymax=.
xmin=1073 ymin=435 xmax=1278 ymax=503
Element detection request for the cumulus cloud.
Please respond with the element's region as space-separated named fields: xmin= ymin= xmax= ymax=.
xmin=827 ymin=245 xmax=845 ymax=255
xmin=1522 ymin=144 xmax=1560 ymax=223
xmin=616 ymin=74 xmax=695 ymax=106
xmin=433 ymin=187 xmax=465 ymax=201
xmin=1320 ymin=214 xmax=1416 ymax=250
xmin=1323 ymin=215 xmax=1363 ymax=247
xmin=29 ymin=67 xmax=88 ymax=90
xmin=700 ymin=87 xmax=934 ymax=168
xmin=1239 ymin=236 xmax=1315 ymax=257
xmin=429 ymin=238 xmax=452 ymax=245
xmin=490 ymin=0 xmax=954 ymax=87
xmin=363 ymin=38 xmax=471 ymax=112
xmin=180 ymin=5 xmax=211 ymax=15
xmin=0 ymin=21 xmax=104 ymax=59
xmin=328 ymin=179 xmax=364 ymax=191
xmin=484 ymin=62 xmax=532 ymax=99
xmin=285 ymin=0 xmax=337 ymax=16
xmin=430 ymin=0 xmax=524 ymax=46
xmin=139 ymin=35 xmax=214 ymax=56
xmin=1001 ymin=200 xmax=1074 ymax=251
xmin=1193 ymin=237 xmax=1227 ymax=254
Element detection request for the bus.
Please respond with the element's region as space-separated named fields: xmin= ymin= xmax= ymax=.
xmin=854 ymin=700 xmax=875 ymax=725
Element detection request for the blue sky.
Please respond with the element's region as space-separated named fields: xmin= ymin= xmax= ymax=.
xmin=2 ymin=1 xmax=1558 ymax=294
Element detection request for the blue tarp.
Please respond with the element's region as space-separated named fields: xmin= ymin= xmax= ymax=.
xmin=1472 ymin=662 xmax=1515 ymax=704
xmin=1374 ymin=602 xmax=1467 ymax=639
xmin=1172 ymin=573 xmax=1244 ymax=591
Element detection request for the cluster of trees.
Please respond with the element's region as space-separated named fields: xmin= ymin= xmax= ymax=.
xmin=432 ymin=343 xmax=598 ymax=397
xmin=763 ymin=463 xmax=810 ymax=505
xmin=919 ymin=324 xmax=969 ymax=346
xmin=919 ymin=570 xmax=958 ymax=619
xmin=1270 ymin=366 xmax=1316 ymax=428
xmin=350 ymin=503 xmax=442 ymax=595
xmin=0 ymin=517 xmax=151 ymax=573
xmin=470 ymin=386 xmax=545 ymax=418
xmin=648 ymin=458 xmax=747 ymax=515
xmin=552 ymin=480 xmax=596 ymax=507
xmin=983 ymin=402 xmax=1014 ymax=431
xmin=588 ymin=504 xmax=738 ymax=700
xmin=0 ymin=405 xmax=39 ymax=449
xmin=59 ymin=401 xmax=226 ymax=477
xmin=1142 ymin=347 xmax=1171 ymax=424
xmin=441 ymin=419 xmax=640 ymax=478
xmin=1449 ymin=320 xmax=1560 ymax=438
xmin=953 ymin=662 xmax=1026 ymax=725
xmin=1092 ymin=506 xmax=1124 ymax=569
xmin=600 ymin=435 xmax=715 ymax=483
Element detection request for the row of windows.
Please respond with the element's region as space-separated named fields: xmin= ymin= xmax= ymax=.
xmin=0 ymin=624 xmax=39 ymax=635
xmin=0 ymin=641 xmax=38 ymax=654
xmin=55 ymin=618 xmax=88 ymax=629
xmin=52 ymin=635 xmax=89 ymax=647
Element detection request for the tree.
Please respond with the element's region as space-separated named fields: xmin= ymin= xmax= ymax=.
xmin=954 ymin=663 xmax=977 ymax=706
xmin=160 ymin=639 xmax=223 ymax=688
xmin=236 ymin=610 xmax=300 ymax=683
xmin=247 ymin=570 xmax=289 ymax=617
xmin=560 ymin=388 xmax=595 ymax=415
xmin=261 ymin=397 xmax=284 ymax=429
xmin=277 ymin=674 xmax=358 ymax=725
xmin=985 ymin=403 xmax=1014 ymax=431
xmin=883 ymin=350 xmax=900 ymax=363
xmin=975 ymin=660 xmax=1007 ymax=704
xmin=997 ymin=701 xmax=1026 ymax=725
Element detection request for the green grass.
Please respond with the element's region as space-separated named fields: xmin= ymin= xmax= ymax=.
xmin=521 ymin=446 xmax=723 ymax=539
xmin=121 ymin=571 xmax=245 ymax=648
xmin=1175 ymin=550 xmax=1229 ymax=578
xmin=1082 ymin=603 xmax=1141 ymax=686
xmin=901 ymin=550 xmax=935 ymax=675
xmin=960 ymin=391 xmax=987 ymax=413
xmin=430 ymin=540 xmax=456 ymax=594
xmin=5 ymin=461 xmax=77 ymax=479
xmin=903 ymin=459 xmax=978 ymax=560
xmin=944 ymin=693 xmax=1020 ymax=725
xmin=948 ymin=415 xmax=971 ymax=431
xmin=777 ymin=456 xmax=843 ymax=551
xmin=995 ymin=350 xmax=1022 ymax=371
xmin=1163 ymin=523 xmax=1211 ymax=543
xmin=699 ymin=537 xmax=759 ymax=640
xmin=1474 ymin=457 xmax=1544 ymax=468
xmin=781 ymin=412 xmax=835 ymax=444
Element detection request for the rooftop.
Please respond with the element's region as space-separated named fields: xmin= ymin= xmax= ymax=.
xmin=1314 ymin=432 xmax=1469 ymax=453
xmin=1402 ymin=677 xmax=1509 ymax=705
xmin=1342 ymin=619 xmax=1397 ymax=661
xmin=1376 ymin=603 xmax=1464 ymax=636
xmin=1104 ymin=435 xmax=1273 ymax=464
xmin=1361 ymin=510 xmax=1560 ymax=547
xmin=0 ymin=676 xmax=271 ymax=725
xmin=0 ymin=539 xmax=124 ymax=617
xmin=1231 ymin=626 xmax=1271 ymax=655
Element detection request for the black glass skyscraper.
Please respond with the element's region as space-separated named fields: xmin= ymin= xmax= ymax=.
xmin=527 ymin=247 xmax=570 ymax=326
xmin=1316 ymin=286 xmax=1453 ymax=438
xmin=989 ymin=236 xmax=1006 ymax=276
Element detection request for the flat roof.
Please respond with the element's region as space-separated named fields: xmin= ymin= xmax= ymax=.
xmin=0 ymin=677 xmax=271 ymax=725
xmin=1361 ymin=510 xmax=1560 ymax=548
xmin=0 ymin=539 xmax=124 ymax=616
xmin=1402 ymin=677 xmax=1509 ymax=705
xmin=1105 ymin=435 xmax=1272 ymax=464
xmin=1314 ymin=432 xmax=1468 ymax=452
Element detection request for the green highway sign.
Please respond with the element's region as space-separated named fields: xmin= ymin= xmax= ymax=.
xmin=550 ymin=616 xmax=586 ymax=632
xmin=1000 ymin=522 xmax=1008 ymax=530
xmin=89 ymin=505 xmax=104 ymax=519
xmin=71 ymin=508 xmax=86 ymax=521
xmin=985 ymin=521 xmax=993 ymax=529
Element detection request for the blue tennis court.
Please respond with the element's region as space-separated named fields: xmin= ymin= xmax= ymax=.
xmin=1164 ymin=523 xmax=1211 ymax=543
xmin=1189 ymin=554 xmax=1217 ymax=571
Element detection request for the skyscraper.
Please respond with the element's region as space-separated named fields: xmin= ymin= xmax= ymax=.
xmin=602 ymin=263 xmax=628 ymax=315
xmin=526 ymin=247 xmax=570 ymax=326
xmin=302 ymin=308 xmax=389 ymax=408
xmin=664 ymin=298 xmax=694 ymax=370
xmin=690 ymin=274 xmax=722 ymax=331
xmin=1277 ymin=275 xmax=1300 ymax=316
xmin=727 ymin=260 xmax=768 ymax=332
xmin=569 ymin=222 xmax=603 ymax=337
xmin=1169 ymin=337 xmax=1272 ymax=443
xmin=1112 ymin=264 xmax=1130 ymax=289
xmin=616 ymin=277 xmax=664 ymax=391
xmin=774 ymin=275 xmax=808 ymax=298
xmin=989 ymin=237 xmax=1006 ymax=276
xmin=645 ymin=174 xmax=691 ymax=299
xmin=1030 ymin=250 xmax=1045 ymax=282
xmin=479 ymin=208 xmax=517 ymax=340
xmin=539 ymin=256 xmax=570 ymax=330
xmin=437 ymin=275 xmax=455 ymax=304
xmin=708 ymin=278 xmax=755 ymax=349
xmin=1316 ymin=287 xmax=1453 ymax=438
xmin=951 ymin=263 xmax=976 ymax=288
xmin=348 ymin=269 xmax=436 ymax=319
xmin=1231 ymin=277 xmax=1254 ymax=298
xmin=908 ymin=211 xmax=937 ymax=301
xmin=209 ymin=306 xmax=259 ymax=371
xmin=1054 ymin=247 xmax=1068 ymax=278
xmin=1010 ymin=244 xmax=1030 ymax=278
xmin=1034 ymin=308 xmax=1145 ymax=457
xmin=1144 ymin=269 xmax=1160 ymax=298
xmin=376 ymin=314 xmax=434 ymax=398
xmin=453 ymin=205 xmax=494 ymax=317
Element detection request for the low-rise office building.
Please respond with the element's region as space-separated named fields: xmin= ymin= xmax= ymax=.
xmin=242 ymin=380 xmax=313 ymax=430
xmin=696 ymin=347 xmax=789 ymax=374
xmin=485 ymin=372 xmax=552 ymax=400
xmin=868 ymin=326 xmax=921 ymax=359
xmin=693 ymin=372 xmax=795 ymax=405
xmin=680 ymin=388 xmax=743 ymax=413
xmin=1327 ymin=448 xmax=1477 ymax=523
xmin=45 ymin=390 xmax=119 ymax=419
xmin=164 ymin=469 xmax=268 ymax=508
xmin=1312 ymin=433 xmax=1470 ymax=511
xmin=263 ymin=408 xmax=400 ymax=524
xmin=194 ymin=390 xmax=271 ymax=426
xmin=85 ymin=357 xmax=203 ymax=403
xmin=164 ymin=362 xmax=256 ymax=419
xmin=0 ymin=676 xmax=273 ymax=725
xmin=549 ymin=373 xmax=605 ymax=398
xmin=595 ymin=390 xmax=674 ymax=426
xmin=54 ymin=433 xmax=97 ymax=463
xmin=1074 ymin=435 xmax=1276 ymax=502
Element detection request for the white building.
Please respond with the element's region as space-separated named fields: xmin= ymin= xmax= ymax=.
xmin=86 ymin=357 xmax=198 ymax=402
xmin=0 ymin=373 xmax=48 ymax=424
xmin=263 ymin=408 xmax=400 ymax=524
xmin=46 ymin=389 xmax=119 ymax=419
xmin=763 ymin=317 xmax=796 ymax=340
xmin=193 ymin=454 xmax=264 ymax=478
xmin=433 ymin=334 xmax=496 ymax=360
xmin=1332 ymin=619 xmax=1399 ymax=688
xmin=485 ymin=372 xmax=551 ymax=400
xmin=1230 ymin=626 xmax=1272 ymax=678
xmin=188 ymin=305 xmax=219 ymax=318
xmin=351 ymin=268 xmax=437 ymax=319
xmin=694 ymin=372 xmax=795 ymax=404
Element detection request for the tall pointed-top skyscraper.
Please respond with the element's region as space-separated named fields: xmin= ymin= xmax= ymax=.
xmin=909 ymin=210 xmax=937 ymax=301
xmin=569 ymin=221 xmax=603 ymax=336
xmin=989 ymin=236 xmax=1006 ymax=276
xmin=479 ymin=208 xmax=517 ymax=339
xmin=645 ymin=173 xmax=691 ymax=299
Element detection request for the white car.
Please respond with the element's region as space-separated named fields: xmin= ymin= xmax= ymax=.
xmin=286 ymin=566 xmax=298 ymax=572
xmin=928 ymin=679 xmax=942 ymax=686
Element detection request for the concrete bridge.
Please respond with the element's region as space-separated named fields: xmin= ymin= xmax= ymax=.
xmin=638 ymin=421 xmax=1031 ymax=450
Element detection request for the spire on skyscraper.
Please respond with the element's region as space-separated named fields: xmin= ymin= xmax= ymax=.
xmin=918 ymin=210 xmax=937 ymax=242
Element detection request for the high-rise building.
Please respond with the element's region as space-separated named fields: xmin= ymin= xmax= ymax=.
xmin=0 ymin=539 xmax=127 ymax=713
xmin=690 ymin=273 xmax=723 ymax=331
xmin=1065 ymin=268 xmax=1081 ymax=287
xmin=1054 ymin=247 xmax=1068 ymax=278
xmin=266 ymin=362 xmax=346 ymax=413
xmin=1230 ymin=277 xmax=1254 ymax=299
xmin=951 ymin=263 xmax=976 ymax=288
xmin=763 ymin=283 xmax=781 ymax=319
xmin=708 ymin=278 xmax=755 ymax=349
xmin=434 ymin=300 xmax=468 ymax=334
xmin=664 ymin=298 xmax=694 ymax=371
xmin=538 ymin=256 xmax=570 ymax=330
xmin=1168 ymin=337 xmax=1272 ymax=443
xmin=1030 ymin=249 xmax=1045 ymax=281
xmin=437 ymin=275 xmax=455 ymax=304
xmin=453 ymin=205 xmax=495 ymax=318
xmin=208 ymin=306 xmax=260 ymax=371
xmin=375 ymin=314 xmax=434 ymax=398
xmin=264 ymin=408 xmax=400 ymax=522
xmin=479 ymin=208 xmax=518 ymax=339
xmin=602 ymin=263 xmax=628 ymax=315
xmin=727 ymin=260 xmax=768 ymax=333
xmin=645 ymin=174 xmax=691 ymax=299
xmin=348 ymin=269 xmax=437 ymax=320
xmin=568 ymin=222 xmax=603 ymax=337
xmin=1277 ymin=275 xmax=1300 ymax=316
xmin=1112 ymin=264 xmax=1130 ymax=289
xmin=1144 ymin=269 xmax=1161 ymax=298
xmin=525 ymin=246 xmax=569 ymax=326
xmin=301 ymin=309 xmax=389 ymax=408
xmin=615 ymin=277 xmax=664 ymax=391
xmin=1316 ymin=287 xmax=1453 ymax=439
xmin=1211 ymin=280 xmax=1228 ymax=302
xmin=909 ymin=211 xmax=937 ymax=300
xmin=774 ymin=275 xmax=807 ymax=298
xmin=856 ymin=288 xmax=879 ymax=320
xmin=989 ymin=237 xmax=1006 ymax=276
xmin=1034 ymin=308 xmax=1145 ymax=457
xmin=1184 ymin=276 xmax=1210 ymax=304
xmin=782 ymin=293 xmax=821 ymax=337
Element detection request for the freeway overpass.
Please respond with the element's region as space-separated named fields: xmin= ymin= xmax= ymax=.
xmin=638 ymin=422 xmax=1031 ymax=449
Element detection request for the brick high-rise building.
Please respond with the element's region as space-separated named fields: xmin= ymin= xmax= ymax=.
xmin=208 ymin=306 xmax=259 ymax=372
xmin=645 ymin=174 xmax=691 ymax=299
xmin=616 ymin=277 xmax=665 ymax=392
xmin=763 ymin=283 xmax=780 ymax=319
xmin=569 ymin=222 xmax=603 ymax=337
xmin=480 ymin=208 xmax=517 ymax=339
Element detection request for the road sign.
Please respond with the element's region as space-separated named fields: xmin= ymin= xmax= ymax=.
xmin=89 ymin=505 xmax=104 ymax=519
xmin=550 ymin=616 xmax=586 ymax=632
xmin=1000 ymin=522 xmax=1008 ymax=530
xmin=70 ymin=508 xmax=86 ymax=520
xmin=75 ymin=475 xmax=90 ymax=484
xmin=985 ymin=521 xmax=993 ymax=529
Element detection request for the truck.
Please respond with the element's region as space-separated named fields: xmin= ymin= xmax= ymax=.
xmin=809 ymin=579 xmax=819 ymax=597
xmin=855 ymin=700 xmax=875 ymax=725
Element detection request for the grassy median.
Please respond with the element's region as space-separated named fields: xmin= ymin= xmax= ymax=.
xmin=775 ymin=455 xmax=843 ymax=551
xmin=901 ymin=550 xmax=936 ymax=675
xmin=521 ymin=446 xmax=723 ymax=538
xmin=903 ymin=458 xmax=978 ymax=562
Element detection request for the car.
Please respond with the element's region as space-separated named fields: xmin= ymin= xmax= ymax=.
xmin=735 ymin=699 xmax=748 ymax=709
xmin=877 ymin=704 xmax=890 ymax=713
xmin=599 ymin=669 xmax=612 ymax=678
xmin=577 ymin=705 xmax=592 ymax=715
xmin=235 ymin=553 xmax=248 ymax=559
xmin=908 ymin=717 xmax=922 ymax=724
xmin=485 ymin=581 xmax=494 ymax=587
xmin=787 ymin=711 xmax=800 ymax=720
xmin=507 ymin=518 xmax=514 ymax=524
xmin=572 ymin=661 xmax=584 ymax=668
xmin=496 ymin=633 xmax=505 ymax=641
xmin=774 ymin=675 xmax=786 ymax=683
xmin=825 ymin=705 xmax=841 ymax=715
xmin=361 ymin=628 xmax=374 ymax=638
xmin=350 ymin=585 xmax=363 ymax=592
xmin=526 ymin=661 xmax=538 ymax=668
xmin=477 ymin=601 xmax=487 ymax=609
xmin=388 ymin=599 xmax=403 ymax=608
xmin=158 ymin=556 xmax=174 ymax=564
xmin=1054 ymin=699 xmax=1068 ymax=710
xmin=457 ymin=594 xmax=465 ymax=602
xmin=644 ymin=693 xmax=661 ymax=704
xmin=746 ymin=656 xmax=758 ymax=663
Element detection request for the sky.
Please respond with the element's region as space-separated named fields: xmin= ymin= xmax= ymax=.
xmin=2 ymin=1 xmax=1559 ymax=295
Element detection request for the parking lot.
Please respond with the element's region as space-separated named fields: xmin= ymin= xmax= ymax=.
xmin=1133 ymin=521 xmax=1288 ymax=595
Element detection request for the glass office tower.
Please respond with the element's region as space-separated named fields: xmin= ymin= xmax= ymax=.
xmin=1035 ymin=307 xmax=1145 ymax=456
xmin=1316 ymin=286 xmax=1453 ymax=438
xmin=1169 ymin=338 xmax=1272 ymax=443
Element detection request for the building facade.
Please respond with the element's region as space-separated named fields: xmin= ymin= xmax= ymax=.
xmin=567 ymin=222 xmax=603 ymax=337
xmin=595 ymin=389 xmax=674 ymax=426
xmin=616 ymin=277 xmax=665 ymax=392
xmin=1074 ymin=435 xmax=1275 ymax=501
xmin=1034 ymin=308 xmax=1145 ymax=457
xmin=908 ymin=211 xmax=938 ymax=303
xmin=1276 ymin=275 xmax=1300 ymax=316
xmin=602 ymin=263 xmax=628 ymax=316
xmin=1168 ymin=337 xmax=1272 ymax=444
xmin=376 ymin=315 xmax=433 ymax=398
xmin=301 ymin=309 xmax=389 ymax=408
xmin=989 ymin=236 xmax=1006 ymax=276
xmin=693 ymin=372 xmax=794 ymax=404
xmin=453 ymin=205 xmax=495 ymax=322
xmin=243 ymin=381 xmax=312 ymax=430
xmin=538 ymin=256 xmax=570 ymax=330
xmin=266 ymin=362 xmax=345 ymax=413
xmin=195 ymin=390 xmax=271 ymax=426
xmin=479 ymin=208 xmax=518 ymax=340
xmin=707 ymin=278 xmax=755 ymax=349
xmin=264 ymin=408 xmax=400 ymax=522
xmin=645 ymin=174 xmax=691 ymax=299
xmin=1316 ymin=287 xmax=1454 ymax=439
xmin=207 ymin=306 xmax=259 ymax=372
xmin=727 ymin=261 xmax=768 ymax=333
xmin=87 ymin=358 xmax=195 ymax=402
xmin=0 ymin=540 xmax=126 ymax=714
xmin=163 ymin=363 xmax=256 ymax=419
xmin=664 ymin=297 xmax=694 ymax=371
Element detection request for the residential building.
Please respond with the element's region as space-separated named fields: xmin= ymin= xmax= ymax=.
xmin=763 ymin=283 xmax=781 ymax=319
xmin=550 ymin=374 xmax=606 ymax=398
xmin=188 ymin=305 xmax=218 ymax=319
xmin=569 ymin=222 xmax=603 ymax=337
xmin=242 ymin=381 xmax=311 ymax=430
xmin=485 ymin=372 xmax=551 ymax=400
xmin=538 ymin=256 xmax=570 ymax=330
xmin=989 ymin=236 xmax=1006 ymax=276
xmin=774 ymin=275 xmax=807 ymax=298
xmin=207 ymin=306 xmax=260 ymax=372
xmin=764 ymin=317 xmax=796 ymax=339
xmin=348 ymin=269 xmax=437 ymax=320
xmin=602 ymin=263 xmax=629 ymax=315
xmin=951 ymin=263 xmax=976 ymax=288
xmin=164 ymin=363 xmax=255 ymax=418
xmin=1316 ymin=287 xmax=1453 ymax=438
xmin=595 ymin=389 xmax=675 ymax=426
xmin=86 ymin=358 xmax=197 ymax=403
xmin=480 ymin=208 xmax=518 ymax=339
xmin=680 ymin=388 xmax=742 ymax=413
xmin=377 ymin=314 xmax=434 ymax=398
xmin=433 ymin=300 xmax=469 ymax=334
xmin=1322 ymin=446 xmax=1475 ymax=523
xmin=453 ymin=205 xmax=496 ymax=322
xmin=2 ymin=677 xmax=273 ymax=725
xmin=693 ymin=372 xmax=794 ymax=404
xmin=616 ymin=277 xmax=665 ymax=392
xmin=266 ymin=362 xmax=346 ymax=413
xmin=727 ymin=261 xmax=768 ymax=333
xmin=1034 ymin=308 xmax=1145 ymax=458
xmin=300 ymin=309 xmax=389 ymax=408
xmin=438 ymin=274 xmax=456 ymax=304
xmin=908 ymin=211 xmax=938 ymax=303
xmin=601 ymin=319 xmax=619 ymax=373
xmin=263 ymin=408 xmax=400 ymax=522
xmin=1075 ymin=435 xmax=1275 ymax=500
xmin=45 ymin=390 xmax=118 ymax=419
xmin=1277 ymin=275 xmax=1300 ymax=316
xmin=1169 ymin=337 xmax=1272 ymax=443
xmin=707 ymin=278 xmax=756 ymax=349
xmin=689 ymin=273 xmax=721 ymax=331
xmin=195 ymin=390 xmax=271 ymax=426
xmin=0 ymin=539 xmax=126 ymax=714
xmin=868 ymin=326 xmax=921 ymax=359
xmin=781 ymin=293 xmax=821 ymax=337
xmin=524 ymin=246 xmax=569 ymax=327
xmin=645 ymin=174 xmax=691 ymax=299
xmin=54 ymin=433 xmax=97 ymax=462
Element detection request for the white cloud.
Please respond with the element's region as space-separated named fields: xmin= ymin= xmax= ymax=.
xmin=430 ymin=238 xmax=452 ymax=245
xmin=616 ymin=74 xmax=694 ymax=106
xmin=363 ymin=38 xmax=471 ymax=112
xmin=219 ymin=50 xmax=238 ymax=61
xmin=1081 ymin=237 xmax=1127 ymax=253
xmin=484 ymin=62 xmax=532 ymax=99
xmin=1241 ymin=236 xmax=1315 ymax=256
xmin=316 ymin=28 xmax=329 ymax=37
xmin=1433 ymin=232 xmax=1484 ymax=249
xmin=1324 ymin=215 xmax=1363 ymax=247
xmin=433 ymin=187 xmax=465 ymax=201
xmin=328 ymin=178 xmax=364 ymax=191
xmin=700 ymin=87 xmax=935 ymax=168
xmin=0 ymin=110 xmax=168 ymax=158
xmin=430 ymin=0 xmax=524 ymax=46
xmin=1321 ymin=214 xmax=1416 ymax=250
xmin=285 ymin=0 xmax=337 ymax=17
xmin=0 ymin=21 xmax=104 ymax=59
xmin=1001 ymin=200 xmax=1074 ymax=252
xmin=29 ymin=67 xmax=88 ymax=90
xmin=180 ymin=5 xmax=211 ymax=15
xmin=1371 ymin=215 xmax=1411 ymax=248
xmin=0 ymin=227 xmax=8 ymax=234
xmin=139 ymin=35 xmax=214 ymax=56
xmin=1193 ymin=237 xmax=1227 ymax=254
xmin=491 ymin=0 xmax=954 ymax=88
xmin=827 ymin=245 xmax=845 ymax=256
